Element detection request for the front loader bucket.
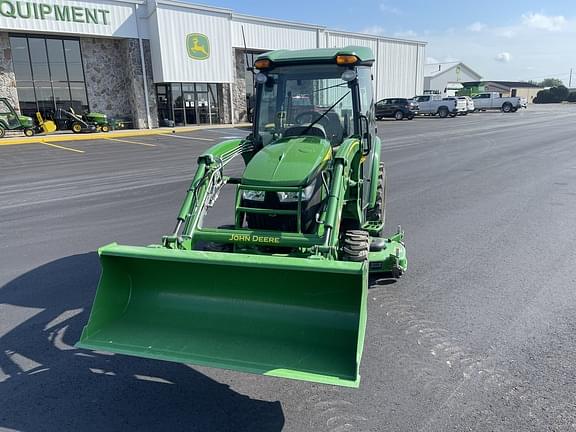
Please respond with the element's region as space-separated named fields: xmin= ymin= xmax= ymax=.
xmin=77 ymin=244 xmax=368 ymax=387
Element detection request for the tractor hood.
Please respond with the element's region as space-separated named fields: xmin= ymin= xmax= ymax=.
xmin=242 ymin=136 xmax=332 ymax=187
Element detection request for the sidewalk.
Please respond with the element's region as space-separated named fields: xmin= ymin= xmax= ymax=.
xmin=0 ymin=123 xmax=252 ymax=146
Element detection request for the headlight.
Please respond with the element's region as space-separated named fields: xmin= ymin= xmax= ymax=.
xmin=242 ymin=190 xmax=265 ymax=201
xmin=278 ymin=183 xmax=315 ymax=202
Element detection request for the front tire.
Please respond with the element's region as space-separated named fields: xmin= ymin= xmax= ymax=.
xmin=72 ymin=122 xmax=82 ymax=133
xmin=101 ymin=124 xmax=110 ymax=132
xmin=24 ymin=128 xmax=34 ymax=137
xmin=502 ymin=102 xmax=512 ymax=113
xmin=0 ymin=126 xmax=5 ymax=138
xmin=342 ymin=230 xmax=370 ymax=262
xmin=394 ymin=110 xmax=404 ymax=121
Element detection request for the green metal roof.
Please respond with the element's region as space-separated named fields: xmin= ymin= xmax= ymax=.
xmin=256 ymin=46 xmax=375 ymax=66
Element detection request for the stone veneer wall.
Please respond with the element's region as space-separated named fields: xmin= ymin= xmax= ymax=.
xmin=232 ymin=49 xmax=248 ymax=123
xmin=81 ymin=37 xmax=158 ymax=128
xmin=0 ymin=33 xmax=19 ymax=112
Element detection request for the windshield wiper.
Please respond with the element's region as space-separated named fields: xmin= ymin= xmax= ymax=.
xmin=312 ymin=82 xmax=348 ymax=93
xmin=300 ymin=90 xmax=351 ymax=137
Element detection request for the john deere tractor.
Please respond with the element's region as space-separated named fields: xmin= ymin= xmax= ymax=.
xmin=77 ymin=46 xmax=407 ymax=388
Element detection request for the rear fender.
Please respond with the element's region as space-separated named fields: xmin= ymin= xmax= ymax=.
xmin=368 ymin=136 xmax=381 ymax=208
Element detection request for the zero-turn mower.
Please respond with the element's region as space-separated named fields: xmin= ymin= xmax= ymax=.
xmin=77 ymin=46 xmax=407 ymax=388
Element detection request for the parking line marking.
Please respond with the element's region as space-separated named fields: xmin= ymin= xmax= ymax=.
xmin=105 ymin=138 xmax=156 ymax=147
xmin=158 ymin=134 xmax=214 ymax=142
xmin=41 ymin=142 xmax=85 ymax=153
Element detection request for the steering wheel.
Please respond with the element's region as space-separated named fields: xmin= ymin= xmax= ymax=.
xmin=294 ymin=111 xmax=328 ymax=127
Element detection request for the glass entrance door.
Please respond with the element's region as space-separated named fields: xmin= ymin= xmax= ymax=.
xmin=183 ymin=91 xmax=196 ymax=124
xmin=156 ymin=82 xmax=223 ymax=126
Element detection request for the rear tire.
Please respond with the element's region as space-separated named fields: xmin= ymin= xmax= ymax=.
xmin=0 ymin=126 xmax=5 ymax=138
xmin=342 ymin=230 xmax=370 ymax=262
xmin=394 ymin=110 xmax=404 ymax=121
xmin=438 ymin=107 xmax=449 ymax=118
xmin=101 ymin=124 xmax=110 ymax=132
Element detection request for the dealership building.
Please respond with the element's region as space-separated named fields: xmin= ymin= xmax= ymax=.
xmin=0 ymin=0 xmax=426 ymax=128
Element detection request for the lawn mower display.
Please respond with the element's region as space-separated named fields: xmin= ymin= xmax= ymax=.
xmin=35 ymin=112 xmax=57 ymax=134
xmin=0 ymin=98 xmax=35 ymax=138
xmin=77 ymin=46 xmax=408 ymax=388
xmin=54 ymin=108 xmax=96 ymax=133
xmin=77 ymin=109 xmax=110 ymax=132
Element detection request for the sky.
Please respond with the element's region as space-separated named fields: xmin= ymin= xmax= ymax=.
xmin=192 ymin=0 xmax=576 ymax=85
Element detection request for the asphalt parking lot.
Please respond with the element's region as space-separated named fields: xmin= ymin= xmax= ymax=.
xmin=2 ymin=104 xmax=576 ymax=431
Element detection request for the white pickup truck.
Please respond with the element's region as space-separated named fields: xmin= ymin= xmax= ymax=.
xmin=472 ymin=92 xmax=522 ymax=113
xmin=443 ymin=97 xmax=468 ymax=115
xmin=413 ymin=95 xmax=459 ymax=118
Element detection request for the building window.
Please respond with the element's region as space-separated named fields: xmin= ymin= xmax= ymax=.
xmin=156 ymin=83 xmax=223 ymax=126
xmin=9 ymin=35 xmax=89 ymax=119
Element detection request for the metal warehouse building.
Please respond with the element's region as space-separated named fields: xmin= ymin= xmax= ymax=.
xmin=0 ymin=0 xmax=426 ymax=129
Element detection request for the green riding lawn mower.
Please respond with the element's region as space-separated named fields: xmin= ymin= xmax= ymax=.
xmin=77 ymin=46 xmax=408 ymax=388
xmin=0 ymin=97 xmax=35 ymax=138
xmin=53 ymin=108 xmax=110 ymax=133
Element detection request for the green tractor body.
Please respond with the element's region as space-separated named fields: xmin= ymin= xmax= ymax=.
xmin=77 ymin=46 xmax=407 ymax=387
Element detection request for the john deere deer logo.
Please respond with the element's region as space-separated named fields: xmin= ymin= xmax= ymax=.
xmin=186 ymin=33 xmax=210 ymax=60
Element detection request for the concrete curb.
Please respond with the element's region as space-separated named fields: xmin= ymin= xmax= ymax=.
xmin=0 ymin=123 xmax=252 ymax=146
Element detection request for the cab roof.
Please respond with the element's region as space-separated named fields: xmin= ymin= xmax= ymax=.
xmin=256 ymin=46 xmax=375 ymax=66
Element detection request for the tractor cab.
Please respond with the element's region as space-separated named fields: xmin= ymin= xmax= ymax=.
xmin=251 ymin=48 xmax=376 ymax=149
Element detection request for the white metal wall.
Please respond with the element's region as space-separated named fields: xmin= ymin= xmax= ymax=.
xmin=325 ymin=32 xmax=425 ymax=100
xmin=377 ymin=40 xmax=424 ymax=99
xmin=150 ymin=4 xmax=233 ymax=83
xmin=231 ymin=17 xmax=318 ymax=51
xmin=0 ymin=0 xmax=141 ymax=38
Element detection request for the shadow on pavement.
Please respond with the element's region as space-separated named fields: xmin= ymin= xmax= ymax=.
xmin=0 ymin=253 xmax=284 ymax=432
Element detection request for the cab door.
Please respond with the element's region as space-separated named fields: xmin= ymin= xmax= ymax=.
xmin=356 ymin=68 xmax=376 ymax=220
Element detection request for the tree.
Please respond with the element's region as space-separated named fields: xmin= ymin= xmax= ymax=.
xmin=539 ymin=78 xmax=564 ymax=88
xmin=534 ymin=85 xmax=570 ymax=103
xmin=549 ymin=85 xmax=569 ymax=101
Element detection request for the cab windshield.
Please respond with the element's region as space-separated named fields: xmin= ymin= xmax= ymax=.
xmin=256 ymin=64 xmax=355 ymax=146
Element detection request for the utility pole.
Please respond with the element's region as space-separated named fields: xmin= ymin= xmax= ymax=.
xmin=569 ymin=68 xmax=573 ymax=88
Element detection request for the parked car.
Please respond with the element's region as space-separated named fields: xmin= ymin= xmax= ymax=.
xmin=443 ymin=97 xmax=468 ymax=116
xmin=457 ymin=96 xmax=475 ymax=113
xmin=472 ymin=92 xmax=522 ymax=112
xmin=375 ymin=98 xmax=418 ymax=120
xmin=412 ymin=95 xmax=458 ymax=118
